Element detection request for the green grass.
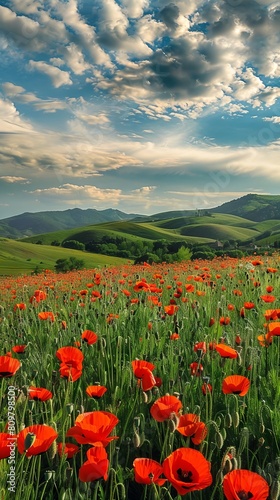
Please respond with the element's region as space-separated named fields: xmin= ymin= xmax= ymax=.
xmin=0 ymin=239 xmax=127 ymax=276
xmin=180 ymin=223 xmax=259 ymax=241
xmin=155 ymin=213 xmax=256 ymax=230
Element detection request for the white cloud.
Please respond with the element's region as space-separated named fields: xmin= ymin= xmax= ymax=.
xmin=0 ymin=176 xmax=29 ymax=183
xmin=28 ymin=60 xmax=72 ymax=88
xmin=0 ymin=98 xmax=34 ymax=133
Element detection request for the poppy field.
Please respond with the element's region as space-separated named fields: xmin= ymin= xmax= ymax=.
xmin=0 ymin=254 xmax=280 ymax=499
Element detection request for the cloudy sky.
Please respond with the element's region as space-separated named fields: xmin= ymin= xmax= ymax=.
xmin=0 ymin=0 xmax=280 ymax=218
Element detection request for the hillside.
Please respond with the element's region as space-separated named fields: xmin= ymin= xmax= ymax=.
xmin=0 ymin=238 xmax=127 ymax=276
xmin=0 ymin=208 xmax=140 ymax=239
xmin=1 ymin=194 xmax=280 ymax=239
xmin=212 ymin=193 xmax=280 ymax=221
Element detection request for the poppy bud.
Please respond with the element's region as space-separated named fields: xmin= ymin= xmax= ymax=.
xmin=224 ymin=413 xmax=232 ymax=428
xmin=47 ymin=440 xmax=57 ymax=460
xmin=238 ymin=427 xmax=249 ymax=455
xmin=270 ymin=479 xmax=280 ymax=500
xmin=133 ymin=431 xmax=141 ymax=448
xmin=215 ymin=431 xmax=224 ymax=449
xmin=232 ymin=411 xmax=239 ymax=428
xmin=258 ymin=437 xmax=265 ymax=447
xmin=66 ymin=403 xmax=74 ymax=416
xmin=260 ymin=422 xmax=265 ymax=433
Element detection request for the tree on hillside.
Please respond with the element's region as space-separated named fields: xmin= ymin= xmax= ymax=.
xmin=62 ymin=240 xmax=85 ymax=251
xmin=55 ymin=257 xmax=85 ymax=273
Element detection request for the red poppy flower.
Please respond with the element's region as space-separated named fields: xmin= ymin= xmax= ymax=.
xmin=0 ymin=433 xmax=16 ymax=459
xmin=0 ymin=356 xmax=21 ymax=378
xmin=215 ymin=344 xmax=238 ymax=359
xmin=209 ymin=317 xmax=215 ymax=327
xmin=170 ymin=333 xmax=180 ymax=340
xmin=30 ymin=290 xmax=47 ymax=303
xmin=57 ymin=442 xmax=79 ymax=458
xmin=244 ymin=302 xmax=255 ymax=310
xmin=223 ymin=469 xmax=269 ymax=500
xmin=251 ymin=260 xmax=263 ymax=266
xmin=190 ymin=362 xmax=203 ymax=376
xmin=81 ymin=330 xmax=98 ymax=345
xmin=38 ymin=311 xmax=55 ymax=321
xmin=150 ymin=395 xmax=182 ymax=422
xmin=56 ymin=346 xmax=84 ymax=368
xmin=222 ymin=375 xmax=250 ymax=396
xmin=264 ymin=309 xmax=280 ymax=321
xmin=59 ymin=363 xmax=83 ymax=382
xmin=220 ymin=316 xmax=230 ymax=325
xmin=133 ymin=458 xmax=166 ymax=486
xmin=177 ymin=414 xmax=208 ymax=445
xmin=79 ymin=446 xmax=109 ymax=482
xmin=194 ymin=342 xmax=206 ymax=354
xmin=267 ymin=321 xmax=280 ymax=337
xmin=260 ymin=295 xmax=276 ymax=303
xmin=202 ymin=383 xmax=212 ymax=395
xmin=13 ymin=303 xmax=26 ymax=311
xmin=257 ymin=334 xmax=273 ymax=347
xmin=164 ymin=305 xmax=179 ymax=316
xmin=12 ymin=345 xmax=27 ymax=354
xmin=66 ymin=411 xmax=119 ymax=447
xmin=131 ymin=360 xmax=157 ymax=391
xmin=17 ymin=424 xmax=58 ymax=457
xmin=86 ymin=385 xmax=107 ymax=398
xmin=266 ymin=285 xmax=274 ymax=293
xmin=162 ymin=448 xmax=212 ymax=495
xmin=28 ymin=386 xmax=53 ymax=402
xmin=233 ymin=289 xmax=243 ymax=296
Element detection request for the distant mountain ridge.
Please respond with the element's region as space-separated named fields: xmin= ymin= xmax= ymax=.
xmin=0 ymin=208 xmax=141 ymax=239
xmin=0 ymin=194 xmax=280 ymax=239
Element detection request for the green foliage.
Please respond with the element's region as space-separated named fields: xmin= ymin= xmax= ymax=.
xmin=54 ymin=256 xmax=85 ymax=273
xmin=62 ymin=240 xmax=85 ymax=251
xmin=176 ymin=245 xmax=192 ymax=262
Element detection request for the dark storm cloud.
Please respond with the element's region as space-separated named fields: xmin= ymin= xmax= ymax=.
xmin=157 ymin=3 xmax=180 ymax=30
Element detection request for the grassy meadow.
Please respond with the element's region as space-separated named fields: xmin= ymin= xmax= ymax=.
xmin=0 ymin=239 xmax=127 ymax=276
xmin=0 ymin=254 xmax=280 ymax=499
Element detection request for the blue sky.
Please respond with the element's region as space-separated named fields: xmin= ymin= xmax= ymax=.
xmin=0 ymin=0 xmax=280 ymax=218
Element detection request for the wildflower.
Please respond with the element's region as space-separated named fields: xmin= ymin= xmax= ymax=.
xmin=131 ymin=360 xmax=157 ymax=391
xmin=17 ymin=424 xmax=58 ymax=457
xmin=176 ymin=414 xmax=208 ymax=445
xmin=190 ymin=362 xmax=203 ymax=376
xmin=81 ymin=330 xmax=98 ymax=345
xmin=12 ymin=345 xmax=27 ymax=354
xmin=66 ymin=411 xmax=119 ymax=447
xmin=86 ymin=386 xmax=107 ymax=399
xmin=28 ymin=386 xmax=53 ymax=402
xmin=215 ymin=344 xmax=238 ymax=359
xmin=133 ymin=458 xmax=166 ymax=485
xmin=0 ymin=433 xmax=16 ymax=459
xmin=223 ymin=469 xmax=269 ymax=500
xmin=162 ymin=448 xmax=212 ymax=495
xmin=57 ymin=442 xmax=79 ymax=458
xmin=150 ymin=395 xmax=182 ymax=422
xmin=38 ymin=311 xmax=55 ymax=321
xmin=260 ymin=295 xmax=276 ymax=303
xmin=222 ymin=375 xmax=250 ymax=396
xmin=79 ymin=446 xmax=109 ymax=482
xmin=0 ymin=356 xmax=21 ymax=378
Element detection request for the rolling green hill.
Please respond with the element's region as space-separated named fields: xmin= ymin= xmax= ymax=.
xmin=0 ymin=239 xmax=127 ymax=276
xmin=180 ymin=223 xmax=259 ymax=241
xmin=212 ymin=193 xmax=280 ymax=221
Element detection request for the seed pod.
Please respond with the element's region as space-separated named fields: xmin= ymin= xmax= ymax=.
xmin=47 ymin=440 xmax=57 ymax=460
